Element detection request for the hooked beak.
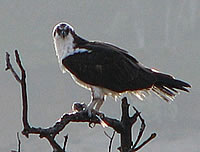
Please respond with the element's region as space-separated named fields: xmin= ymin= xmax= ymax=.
xmin=60 ymin=30 xmax=67 ymax=39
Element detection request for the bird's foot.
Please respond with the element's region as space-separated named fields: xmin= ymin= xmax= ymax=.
xmin=85 ymin=106 xmax=94 ymax=117
xmin=86 ymin=108 xmax=108 ymax=128
xmin=72 ymin=102 xmax=97 ymax=117
xmin=72 ymin=102 xmax=87 ymax=112
xmin=72 ymin=102 xmax=107 ymax=127
xmin=85 ymin=105 xmax=103 ymax=117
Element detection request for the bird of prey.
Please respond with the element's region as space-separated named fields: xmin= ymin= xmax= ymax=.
xmin=52 ymin=22 xmax=191 ymax=114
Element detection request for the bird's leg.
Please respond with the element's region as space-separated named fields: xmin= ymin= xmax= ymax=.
xmin=86 ymin=87 xmax=104 ymax=117
xmin=94 ymin=97 xmax=104 ymax=111
xmin=87 ymin=98 xmax=98 ymax=117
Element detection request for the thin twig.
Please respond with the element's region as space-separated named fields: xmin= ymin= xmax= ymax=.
xmin=5 ymin=52 xmax=21 ymax=83
xmin=15 ymin=50 xmax=25 ymax=75
xmin=17 ymin=132 xmax=21 ymax=152
xmin=104 ymin=131 xmax=116 ymax=152
xmin=128 ymin=106 xmax=156 ymax=152
xmin=63 ymin=134 xmax=68 ymax=151
xmin=15 ymin=50 xmax=30 ymax=131
xmin=132 ymin=106 xmax=145 ymax=149
xmin=133 ymin=133 xmax=156 ymax=151
xmin=11 ymin=132 xmax=21 ymax=152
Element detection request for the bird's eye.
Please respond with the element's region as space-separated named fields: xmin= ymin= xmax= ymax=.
xmin=53 ymin=23 xmax=72 ymax=38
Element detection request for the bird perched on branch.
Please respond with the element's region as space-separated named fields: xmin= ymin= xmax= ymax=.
xmin=52 ymin=22 xmax=191 ymax=115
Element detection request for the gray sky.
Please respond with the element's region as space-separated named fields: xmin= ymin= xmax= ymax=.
xmin=0 ymin=0 xmax=200 ymax=151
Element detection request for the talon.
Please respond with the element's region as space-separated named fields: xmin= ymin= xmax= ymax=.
xmin=72 ymin=102 xmax=87 ymax=112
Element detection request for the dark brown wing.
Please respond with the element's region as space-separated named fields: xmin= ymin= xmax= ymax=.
xmin=62 ymin=41 xmax=156 ymax=92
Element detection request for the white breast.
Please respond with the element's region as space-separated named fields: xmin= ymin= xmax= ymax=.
xmin=53 ymin=32 xmax=75 ymax=73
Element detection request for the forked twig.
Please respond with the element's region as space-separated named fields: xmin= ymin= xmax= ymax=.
xmin=129 ymin=106 xmax=156 ymax=152
xmin=6 ymin=51 xmax=63 ymax=151
xmin=132 ymin=106 xmax=145 ymax=149
xmin=63 ymin=134 xmax=69 ymax=151
xmin=5 ymin=52 xmax=21 ymax=83
xmin=104 ymin=131 xmax=116 ymax=152
xmin=133 ymin=133 xmax=156 ymax=151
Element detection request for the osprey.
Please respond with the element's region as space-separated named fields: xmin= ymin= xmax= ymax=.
xmin=52 ymin=22 xmax=191 ymax=114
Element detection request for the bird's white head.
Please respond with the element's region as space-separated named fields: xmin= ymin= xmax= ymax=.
xmin=52 ymin=22 xmax=74 ymax=39
xmin=52 ymin=22 xmax=75 ymax=72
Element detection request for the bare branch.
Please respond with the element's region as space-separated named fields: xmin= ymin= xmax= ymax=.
xmin=133 ymin=133 xmax=156 ymax=151
xmin=120 ymin=97 xmax=135 ymax=152
xmin=17 ymin=132 xmax=21 ymax=152
xmin=11 ymin=132 xmax=21 ymax=152
xmin=104 ymin=131 xmax=116 ymax=152
xmin=6 ymin=51 xmax=156 ymax=152
xmin=132 ymin=106 xmax=145 ymax=149
xmin=6 ymin=51 xmax=63 ymax=151
xmin=15 ymin=50 xmax=25 ymax=76
xmin=6 ymin=51 xmax=123 ymax=152
xmin=63 ymin=134 xmax=68 ymax=151
xmin=128 ymin=106 xmax=157 ymax=152
xmin=5 ymin=52 xmax=21 ymax=83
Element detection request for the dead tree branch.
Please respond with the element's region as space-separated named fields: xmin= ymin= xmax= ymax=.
xmin=63 ymin=134 xmax=68 ymax=152
xmin=104 ymin=131 xmax=116 ymax=152
xmin=11 ymin=132 xmax=21 ymax=152
xmin=6 ymin=50 xmax=156 ymax=152
xmin=131 ymin=133 xmax=156 ymax=152
xmin=129 ymin=107 xmax=156 ymax=152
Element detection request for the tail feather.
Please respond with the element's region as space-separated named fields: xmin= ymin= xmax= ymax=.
xmin=152 ymin=86 xmax=174 ymax=102
xmin=158 ymin=86 xmax=176 ymax=97
xmin=152 ymin=72 xmax=191 ymax=102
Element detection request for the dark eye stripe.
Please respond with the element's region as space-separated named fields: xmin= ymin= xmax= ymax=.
xmin=66 ymin=27 xmax=69 ymax=34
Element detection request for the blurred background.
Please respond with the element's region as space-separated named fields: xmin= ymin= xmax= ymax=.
xmin=0 ymin=0 xmax=199 ymax=151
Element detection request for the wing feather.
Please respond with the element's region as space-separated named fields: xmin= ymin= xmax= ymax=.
xmin=62 ymin=41 xmax=155 ymax=92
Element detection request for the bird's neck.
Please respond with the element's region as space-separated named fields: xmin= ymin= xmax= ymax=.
xmin=54 ymin=32 xmax=74 ymax=64
xmin=53 ymin=32 xmax=88 ymax=72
